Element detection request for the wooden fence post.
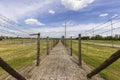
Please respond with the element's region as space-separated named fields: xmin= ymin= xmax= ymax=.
xmin=36 ymin=33 xmax=40 ymax=66
xmin=56 ymin=39 xmax=57 ymax=45
xmin=63 ymin=36 xmax=65 ymax=45
xmin=87 ymin=50 xmax=120 ymax=79
xmin=61 ymin=36 xmax=63 ymax=44
xmin=0 ymin=58 xmax=26 ymax=80
xmin=61 ymin=37 xmax=62 ymax=45
xmin=70 ymin=36 xmax=72 ymax=56
xmin=56 ymin=39 xmax=58 ymax=45
xmin=53 ymin=39 xmax=54 ymax=47
xmin=21 ymin=39 xmax=23 ymax=44
xmin=52 ymin=39 xmax=53 ymax=47
xmin=47 ymin=37 xmax=49 ymax=55
xmin=30 ymin=33 xmax=40 ymax=66
xmin=55 ymin=39 xmax=56 ymax=46
xmin=78 ymin=34 xmax=82 ymax=66
xmin=51 ymin=38 xmax=52 ymax=50
xmin=65 ymin=38 xmax=66 ymax=47
xmin=65 ymin=38 xmax=67 ymax=47
xmin=57 ymin=39 xmax=59 ymax=44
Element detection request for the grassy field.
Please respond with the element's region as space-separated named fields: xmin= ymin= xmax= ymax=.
xmin=83 ymin=40 xmax=120 ymax=45
xmin=67 ymin=40 xmax=120 ymax=80
xmin=0 ymin=38 xmax=36 ymax=45
xmin=0 ymin=39 xmax=49 ymax=77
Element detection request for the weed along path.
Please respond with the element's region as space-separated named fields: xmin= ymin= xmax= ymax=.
xmin=26 ymin=42 xmax=103 ymax=80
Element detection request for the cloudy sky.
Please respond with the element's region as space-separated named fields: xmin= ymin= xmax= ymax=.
xmin=0 ymin=0 xmax=120 ymax=38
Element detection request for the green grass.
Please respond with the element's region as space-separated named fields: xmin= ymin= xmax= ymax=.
xmin=0 ymin=39 xmax=48 ymax=77
xmin=83 ymin=40 xmax=120 ymax=45
xmin=0 ymin=38 xmax=36 ymax=45
xmin=67 ymin=40 xmax=120 ymax=80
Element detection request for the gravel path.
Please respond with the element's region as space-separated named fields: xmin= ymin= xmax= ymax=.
xmin=27 ymin=42 xmax=104 ymax=80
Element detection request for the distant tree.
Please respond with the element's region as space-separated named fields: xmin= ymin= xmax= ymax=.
xmin=90 ymin=35 xmax=103 ymax=40
xmin=119 ymin=35 xmax=120 ymax=40
xmin=81 ymin=36 xmax=90 ymax=40
xmin=114 ymin=34 xmax=119 ymax=40
xmin=104 ymin=36 xmax=112 ymax=40
xmin=0 ymin=36 xmax=5 ymax=41
xmin=75 ymin=38 xmax=78 ymax=40
xmin=94 ymin=35 xmax=103 ymax=40
xmin=0 ymin=37 xmax=2 ymax=41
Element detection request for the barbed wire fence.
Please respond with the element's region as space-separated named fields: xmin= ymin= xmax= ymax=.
xmin=0 ymin=14 xmax=60 ymax=79
xmin=65 ymin=15 xmax=120 ymax=79
xmin=79 ymin=15 xmax=120 ymax=79
xmin=81 ymin=15 xmax=120 ymax=53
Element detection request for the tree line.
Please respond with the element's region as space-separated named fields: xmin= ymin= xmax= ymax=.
xmin=81 ymin=34 xmax=120 ymax=40
xmin=0 ymin=36 xmax=35 ymax=41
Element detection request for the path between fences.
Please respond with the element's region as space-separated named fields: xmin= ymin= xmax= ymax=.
xmin=5 ymin=42 xmax=104 ymax=80
xmin=83 ymin=42 xmax=120 ymax=48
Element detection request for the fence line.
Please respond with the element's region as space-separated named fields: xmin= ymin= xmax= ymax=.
xmin=0 ymin=17 xmax=59 ymax=79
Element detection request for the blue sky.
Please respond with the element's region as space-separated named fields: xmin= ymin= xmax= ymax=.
xmin=0 ymin=0 xmax=120 ymax=38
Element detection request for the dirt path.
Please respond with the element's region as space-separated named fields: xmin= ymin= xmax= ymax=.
xmin=26 ymin=42 xmax=104 ymax=80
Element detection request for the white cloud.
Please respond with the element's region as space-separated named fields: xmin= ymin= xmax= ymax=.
xmin=26 ymin=20 xmax=120 ymax=38
xmin=26 ymin=23 xmax=99 ymax=38
xmin=1 ymin=20 xmax=120 ymax=38
xmin=111 ymin=14 xmax=120 ymax=18
xmin=0 ymin=17 xmax=7 ymax=26
xmin=25 ymin=18 xmax=45 ymax=26
xmin=0 ymin=15 xmax=13 ymax=26
xmin=49 ymin=10 xmax=55 ymax=14
xmin=61 ymin=0 xmax=94 ymax=11
xmin=0 ymin=0 xmax=56 ymax=21
xmin=99 ymin=13 xmax=109 ymax=17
